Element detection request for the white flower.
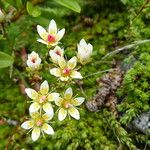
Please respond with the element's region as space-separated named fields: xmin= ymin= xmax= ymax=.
xmin=50 ymin=57 xmax=83 ymax=81
xmin=25 ymin=80 xmax=59 ymax=115
xmin=21 ymin=112 xmax=54 ymax=141
xmin=0 ymin=9 xmax=5 ymax=23
xmin=55 ymin=87 xmax=85 ymax=121
xmin=49 ymin=46 xmax=64 ymax=64
xmin=37 ymin=19 xmax=65 ymax=46
xmin=77 ymin=39 xmax=93 ymax=65
xmin=26 ymin=51 xmax=41 ymax=70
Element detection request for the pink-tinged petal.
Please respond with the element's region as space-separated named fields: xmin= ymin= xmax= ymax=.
xmin=64 ymin=87 xmax=73 ymax=99
xmin=27 ymin=59 xmax=41 ymax=69
xmin=37 ymin=39 xmax=48 ymax=45
xmin=50 ymin=68 xmax=61 ymax=77
xmin=55 ymin=97 xmax=63 ymax=106
xmin=40 ymin=80 xmax=49 ymax=95
xmin=42 ymin=113 xmax=53 ymax=121
xmin=42 ymin=123 xmax=54 ymax=135
xmin=53 ymin=46 xmax=64 ymax=57
xmin=37 ymin=25 xmax=48 ymax=40
xmin=71 ymin=97 xmax=85 ymax=106
xmin=25 ymin=88 xmax=38 ymax=100
xmin=58 ymin=108 xmax=67 ymax=121
xmin=31 ymin=127 xmax=40 ymax=141
xmin=21 ymin=120 xmax=34 ymax=130
xmin=49 ymin=50 xmax=59 ymax=64
xmin=47 ymin=93 xmax=59 ymax=101
xmin=29 ymin=102 xmax=40 ymax=113
xmin=43 ymin=103 xmax=54 ymax=115
xmin=67 ymin=57 xmax=77 ymax=69
xmin=58 ymin=57 xmax=66 ymax=69
xmin=56 ymin=28 xmax=65 ymax=41
xmin=48 ymin=19 xmax=57 ymax=35
xmin=60 ymin=76 xmax=69 ymax=81
xmin=70 ymin=71 xmax=83 ymax=79
xmin=68 ymin=107 xmax=80 ymax=120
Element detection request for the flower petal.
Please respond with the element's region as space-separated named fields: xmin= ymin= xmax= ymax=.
xmin=37 ymin=25 xmax=48 ymax=40
xmin=42 ymin=123 xmax=54 ymax=135
xmin=48 ymin=19 xmax=57 ymax=35
xmin=60 ymin=76 xmax=69 ymax=81
xmin=70 ymin=71 xmax=83 ymax=79
xmin=29 ymin=102 xmax=40 ymax=113
xmin=25 ymin=88 xmax=38 ymax=100
xmin=58 ymin=57 xmax=66 ymax=69
xmin=56 ymin=28 xmax=65 ymax=41
xmin=79 ymin=39 xmax=87 ymax=47
xmin=21 ymin=120 xmax=34 ymax=130
xmin=47 ymin=93 xmax=59 ymax=101
xmin=64 ymin=87 xmax=73 ymax=99
xmin=43 ymin=103 xmax=54 ymax=115
xmin=27 ymin=58 xmax=41 ymax=69
xmin=30 ymin=111 xmax=40 ymax=119
xmin=53 ymin=46 xmax=64 ymax=57
xmin=42 ymin=113 xmax=53 ymax=121
xmin=55 ymin=97 xmax=63 ymax=106
xmin=58 ymin=108 xmax=67 ymax=121
xmin=49 ymin=42 xmax=58 ymax=46
xmin=40 ymin=80 xmax=49 ymax=95
xmin=68 ymin=107 xmax=80 ymax=120
xmin=71 ymin=97 xmax=85 ymax=106
xmin=87 ymin=43 xmax=93 ymax=53
xmin=37 ymin=39 xmax=48 ymax=45
xmin=67 ymin=57 xmax=77 ymax=69
xmin=49 ymin=50 xmax=59 ymax=64
xmin=31 ymin=127 xmax=40 ymax=141
xmin=50 ymin=68 xmax=61 ymax=77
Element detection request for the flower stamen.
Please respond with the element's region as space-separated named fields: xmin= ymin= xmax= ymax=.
xmin=55 ymin=50 xmax=61 ymax=56
xmin=62 ymin=68 xmax=71 ymax=75
xmin=36 ymin=119 xmax=43 ymax=127
xmin=39 ymin=95 xmax=47 ymax=104
xmin=47 ymin=34 xmax=55 ymax=43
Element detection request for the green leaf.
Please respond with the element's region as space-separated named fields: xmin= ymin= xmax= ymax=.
xmin=16 ymin=0 xmax=23 ymax=9
xmin=0 ymin=51 xmax=14 ymax=68
xmin=5 ymin=0 xmax=16 ymax=7
xmin=26 ymin=1 xmax=41 ymax=17
xmin=121 ymin=0 xmax=127 ymax=5
xmin=54 ymin=0 xmax=81 ymax=13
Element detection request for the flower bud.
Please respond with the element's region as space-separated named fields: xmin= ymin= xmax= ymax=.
xmin=26 ymin=51 xmax=41 ymax=70
xmin=0 ymin=9 xmax=5 ymax=23
xmin=77 ymin=39 xmax=93 ymax=65
xmin=49 ymin=46 xmax=64 ymax=64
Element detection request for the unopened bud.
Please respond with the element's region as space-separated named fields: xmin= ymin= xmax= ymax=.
xmin=77 ymin=39 xmax=93 ymax=65
xmin=0 ymin=9 xmax=5 ymax=23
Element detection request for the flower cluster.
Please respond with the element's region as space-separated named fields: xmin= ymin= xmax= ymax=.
xmin=22 ymin=19 xmax=93 ymax=141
